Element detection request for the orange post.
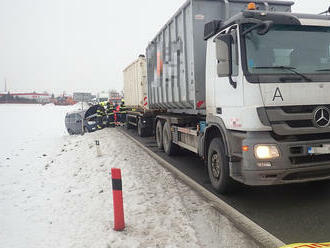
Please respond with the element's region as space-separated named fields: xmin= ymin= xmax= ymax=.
xmin=111 ymin=168 xmax=125 ymax=231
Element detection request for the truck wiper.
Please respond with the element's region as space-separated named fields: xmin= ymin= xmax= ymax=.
xmin=316 ymin=69 xmax=330 ymax=71
xmin=252 ymin=66 xmax=313 ymax=82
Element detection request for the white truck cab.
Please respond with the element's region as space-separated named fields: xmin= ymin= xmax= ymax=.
xmin=204 ymin=8 xmax=330 ymax=190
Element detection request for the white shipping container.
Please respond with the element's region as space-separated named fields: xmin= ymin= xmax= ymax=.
xmin=123 ymin=55 xmax=148 ymax=108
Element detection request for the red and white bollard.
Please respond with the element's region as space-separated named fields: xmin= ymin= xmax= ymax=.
xmin=111 ymin=168 xmax=125 ymax=231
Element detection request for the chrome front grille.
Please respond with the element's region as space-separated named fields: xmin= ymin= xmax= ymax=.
xmin=258 ymin=105 xmax=330 ymax=136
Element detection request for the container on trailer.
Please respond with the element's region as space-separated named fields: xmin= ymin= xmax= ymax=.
xmin=123 ymin=55 xmax=148 ymax=109
xmin=146 ymin=0 xmax=292 ymax=114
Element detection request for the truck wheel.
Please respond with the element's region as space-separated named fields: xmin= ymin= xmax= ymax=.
xmin=207 ymin=137 xmax=236 ymax=194
xmin=162 ymin=121 xmax=179 ymax=155
xmin=138 ymin=119 xmax=147 ymax=137
xmin=156 ymin=120 xmax=163 ymax=150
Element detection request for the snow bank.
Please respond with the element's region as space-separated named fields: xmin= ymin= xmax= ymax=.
xmin=0 ymin=104 xmax=257 ymax=248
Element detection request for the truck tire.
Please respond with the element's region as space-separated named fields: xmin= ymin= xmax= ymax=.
xmin=162 ymin=121 xmax=179 ymax=155
xmin=207 ymin=137 xmax=236 ymax=194
xmin=138 ymin=118 xmax=147 ymax=137
xmin=156 ymin=120 xmax=163 ymax=150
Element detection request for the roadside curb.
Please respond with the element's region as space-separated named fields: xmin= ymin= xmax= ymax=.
xmin=119 ymin=129 xmax=285 ymax=248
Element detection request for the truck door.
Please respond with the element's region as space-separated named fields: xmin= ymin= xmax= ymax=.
xmin=211 ymin=25 xmax=244 ymax=130
xmin=214 ymin=25 xmax=244 ymax=109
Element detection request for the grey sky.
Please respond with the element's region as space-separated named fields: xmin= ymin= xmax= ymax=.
xmin=0 ymin=0 xmax=328 ymax=94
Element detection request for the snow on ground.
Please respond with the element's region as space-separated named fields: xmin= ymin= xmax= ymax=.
xmin=0 ymin=104 xmax=258 ymax=248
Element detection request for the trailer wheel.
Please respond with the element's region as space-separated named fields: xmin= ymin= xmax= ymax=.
xmin=162 ymin=121 xmax=179 ymax=155
xmin=156 ymin=120 xmax=163 ymax=150
xmin=138 ymin=118 xmax=148 ymax=137
xmin=207 ymin=137 xmax=236 ymax=194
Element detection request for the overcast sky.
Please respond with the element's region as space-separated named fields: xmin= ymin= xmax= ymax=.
xmin=0 ymin=0 xmax=329 ymax=95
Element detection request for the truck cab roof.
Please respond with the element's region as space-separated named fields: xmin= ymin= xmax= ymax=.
xmin=239 ymin=10 xmax=330 ymax=25
xmin=205 ymin=10 xmax=330 ymax=40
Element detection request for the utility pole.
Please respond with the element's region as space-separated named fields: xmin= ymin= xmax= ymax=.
xmin=4 ymin=78 xmax=7 ymax=92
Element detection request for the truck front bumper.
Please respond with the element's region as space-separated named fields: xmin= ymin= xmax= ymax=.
xmin=235 ymin=132 xmax=330 ymax=186
xmin=241 ymin=164 xmax=330 ymax=186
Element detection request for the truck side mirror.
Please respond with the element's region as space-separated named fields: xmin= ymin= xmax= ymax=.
xmin=215 ymin=34 xmax=232 ymax=77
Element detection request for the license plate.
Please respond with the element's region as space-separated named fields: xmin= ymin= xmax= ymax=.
xmin=308 ymin=144 xmax=330 ymax=154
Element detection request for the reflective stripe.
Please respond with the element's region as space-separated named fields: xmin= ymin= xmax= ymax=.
xmin=112 ymin=179 xmax=122 ymax=190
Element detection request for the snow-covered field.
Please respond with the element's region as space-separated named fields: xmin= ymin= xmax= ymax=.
xmin=0 ymin=104 xmax=257 ymax=248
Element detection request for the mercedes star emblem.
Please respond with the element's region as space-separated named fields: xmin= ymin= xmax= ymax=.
xmin=313 ymin=107 xmax=330 ymax=128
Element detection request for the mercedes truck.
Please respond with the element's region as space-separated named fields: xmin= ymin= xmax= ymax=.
xmin=124 ymin=0 xmax=330 ymax=193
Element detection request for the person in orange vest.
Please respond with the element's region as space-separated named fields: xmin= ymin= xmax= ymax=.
xmin=114 ymin=102 xmax=120 ymax=126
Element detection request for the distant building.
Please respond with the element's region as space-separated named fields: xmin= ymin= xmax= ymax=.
xmin=96 ymin=91 xmax=109 ymax=103
xmin=54 ymin=95 xmax=76 ymax=105
xmin=73 ymin=92 xmax=93 ymax=102
xmin=94 ymin=91 xmax=123 ymax=105
xmin=0 ymin=92 xmax=51 ymax=104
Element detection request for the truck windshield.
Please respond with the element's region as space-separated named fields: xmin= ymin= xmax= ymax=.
xmin=244 ymin=24 xmax=330 ymax=82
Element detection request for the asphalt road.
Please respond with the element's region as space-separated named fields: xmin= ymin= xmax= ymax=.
xmin=122 ymin=127 xmax=330 ymax=244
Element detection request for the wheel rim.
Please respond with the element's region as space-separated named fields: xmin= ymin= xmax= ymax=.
xmin=211 ymin=152 xmax=221 ymax=179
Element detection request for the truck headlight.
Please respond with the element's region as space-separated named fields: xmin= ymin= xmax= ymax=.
xmin=254 ymin=145 xmax=280 ymax=160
